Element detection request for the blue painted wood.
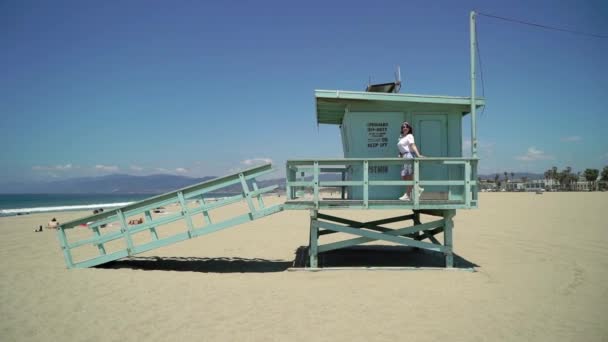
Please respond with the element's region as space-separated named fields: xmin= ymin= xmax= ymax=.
xmin=91 ymin=226 xmax=106 ymax=255
xmin=177 ymin=191 xmax=194 ymax=238
xmin=316 ymin=219 xmax=446 ymax=252
xmin=56 ymin=227 xmax=74 ymax=268
xmin=144 ymin=210 xmax=159 ymax=241
xmin=309 ymin=210 xmax=319 ymax=268
xmin=58 ymin=163 xmax=282 ymax=269
xmin=444 ymin=210 xmax=456 ymax=267
xmin=116 ymin=209 xmax=134 ymax=256
xmin=317 ymin=218 xmax=445 ymax=253
xmin=286 ymin=158 xmax=477 ymax=210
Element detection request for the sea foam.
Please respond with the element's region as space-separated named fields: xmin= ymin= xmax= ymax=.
xmin=0 ymin=202 xmax=135 ymax=216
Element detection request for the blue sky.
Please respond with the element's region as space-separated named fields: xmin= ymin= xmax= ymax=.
xmin=1 ymin=0 xmax=607 ymax=182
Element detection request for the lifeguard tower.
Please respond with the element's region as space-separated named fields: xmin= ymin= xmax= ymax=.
xmin=55 ymin=12 xmax=484 ymax=270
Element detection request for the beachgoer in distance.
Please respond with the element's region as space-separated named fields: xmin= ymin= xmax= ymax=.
xmin=47 ymin=217 xmax=59 ymax=229
xmin=397 ymin=121 xmax=424 ymax=201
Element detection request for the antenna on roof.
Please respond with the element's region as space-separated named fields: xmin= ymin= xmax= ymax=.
xmin=394 ymin=65 xmax=402 ymax=93
xmin=365 ymin=66 xmax=402 ymax=93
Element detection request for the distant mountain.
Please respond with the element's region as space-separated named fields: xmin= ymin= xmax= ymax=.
xmin=0 ymin=174 xmax=216 ymax=194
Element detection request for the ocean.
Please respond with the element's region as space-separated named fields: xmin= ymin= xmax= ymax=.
xmin=0 ymin=193 xmax=236 ymax=217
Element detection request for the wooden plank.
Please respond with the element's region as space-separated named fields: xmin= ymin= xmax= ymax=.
xmin=309 ymin=210 xmax=318 ymax=268
xmin=57 ymin=228 xmax=74 ymax=268
xmin=116 ymin=209 xmax=135 ymax=256
xmin=144 ymin=210 xmax=159 ymax=240
xmin=363 ymin=160 xmax=369 ymax=208
xmin=199 ymin=196 xmax=212 ymax=225
xmin=252 ymin=181 xmax=265 ymax=209
xmin=317 ymin=219 xmax=445 ymax=253
xmin=313 ymin=161 xmax=319 ymax=208
xmin=91 ymin=226 xmax=106 ymax=255
xmin=238 ymin=173 xmax=256 ymax=215
xmin=316 ymin=220 xmax=445 ymax=252
xmin=444 ymin=210 xmax=455 ymax=267
xmin=177 ymin=191 xmax=194 ymax=238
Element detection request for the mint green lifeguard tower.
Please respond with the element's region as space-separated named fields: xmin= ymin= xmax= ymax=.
xmin=55 ymin=12 xmax=483 ymax=270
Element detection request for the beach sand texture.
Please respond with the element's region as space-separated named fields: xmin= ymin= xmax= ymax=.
xmin=1 ymin=192 xmax=607 ymax=341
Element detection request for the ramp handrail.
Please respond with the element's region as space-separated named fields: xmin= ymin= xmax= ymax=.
xmin=57 ymin=163 xmax=283 ymax=268
xmin=286 ymin=157 xmax=478 ymax=208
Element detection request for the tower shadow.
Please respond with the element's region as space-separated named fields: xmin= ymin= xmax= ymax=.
xmin=293 ymin=245 xmax=478 ymax=269
xmin=97 ymin=256 xmax=292 ymax=273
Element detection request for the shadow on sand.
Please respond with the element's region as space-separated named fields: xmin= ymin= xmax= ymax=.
xmin=293 ymin=245 xmax=478 ymax=269
xmin=97 ymin=256 xmax=293 ymax=273
xmin=96 ymin=246 xmax=477 ymax=272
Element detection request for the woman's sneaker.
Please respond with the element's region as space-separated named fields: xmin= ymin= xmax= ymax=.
xmin=398 ymin=193 xmax=410 ymax=201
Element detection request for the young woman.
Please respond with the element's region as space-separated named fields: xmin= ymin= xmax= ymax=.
xmin=397 ymin=121 xmax=424 ymax=201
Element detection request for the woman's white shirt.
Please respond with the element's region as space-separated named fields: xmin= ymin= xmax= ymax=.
xmin=397 ymin=134 xmax=415 ymax=155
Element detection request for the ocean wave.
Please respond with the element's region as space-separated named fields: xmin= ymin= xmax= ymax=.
xmin=0 ymin=202 xmax=135 ymax=216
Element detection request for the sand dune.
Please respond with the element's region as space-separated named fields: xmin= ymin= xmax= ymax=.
xmin=1 ymin=192 xmax=607 ymax=341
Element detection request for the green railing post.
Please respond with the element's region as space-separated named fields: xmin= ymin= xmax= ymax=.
xmin=465 ymin=162 xmax=471 ymax=207
xmin=413 ymin=159 xmax=420 ymax=208
xmin=239 ymin=173 xmax=256 ymax=215
xmin=444 ymin=210 xmax=455 ymax=267
xmin=199 ymin=195 xmax=212 ymax=225
xmin=116 ymin=209 xmax=135 ymax=256
xmin=252 ymin=181 xmax=265 ymax=209
xmin=309 ymin=210 xmax=319 ymax=268
xmin=363 ymin=160 xmax=369 ymax=208
xmin=144 ymin=210 xmax=159 ymax=240
xmin=313 ymin=161 xmax=319 ymax=208
xmin=57 ymin=227 xmax=74 ymax=269
xmin=177 ymin=191 xmax=194 ymax=238
xmin=91 ymin=226 xmax=106 ymax=255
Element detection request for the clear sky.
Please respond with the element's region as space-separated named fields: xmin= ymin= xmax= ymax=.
xmin=1 ymin=0 xmax=607 ymax=183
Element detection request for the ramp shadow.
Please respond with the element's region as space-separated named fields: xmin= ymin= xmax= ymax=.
xmin=97 ymin=256 xmax=292 ymax=273
xmin=293 ymin=245 xmax=478 ymax=269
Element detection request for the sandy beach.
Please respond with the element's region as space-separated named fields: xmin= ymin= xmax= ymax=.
xmin=1 ymin=192 xmax=607 ymax=341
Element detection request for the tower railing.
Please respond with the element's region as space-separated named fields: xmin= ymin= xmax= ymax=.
xmin=56 ymin=163 xmax=283 ymax=269
xmin=285 ymin=157 xmax=478 ymax=210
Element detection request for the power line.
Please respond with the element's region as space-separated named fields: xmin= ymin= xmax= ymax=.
xmin=476 ymin=11 xmax=608 ymax=39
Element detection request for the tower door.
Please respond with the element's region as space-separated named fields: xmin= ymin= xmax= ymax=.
xmin=413 ymin=114 xmax=449 ymax=198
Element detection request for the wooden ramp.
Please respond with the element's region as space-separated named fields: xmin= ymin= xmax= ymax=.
xmin=57 ymin=163 xmax=283 ymax=269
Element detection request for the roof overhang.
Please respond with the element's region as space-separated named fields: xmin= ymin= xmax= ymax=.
xmin=315 ymin=89 xmax=486 ymax=125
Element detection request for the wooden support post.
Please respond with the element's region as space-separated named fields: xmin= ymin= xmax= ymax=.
xmin=286 ymin=165 xmax=293 ymax=200
xmin=341 ymin=170 xmax=346 ymax=200
xmin=444 ymin=210 xmax=455 ymax=267
xmin=252 ymin=181 xmax=265 ymax=209
xmin=411 ymin=210 xmax=422 ymax=244
xmin=91 ymin=226 xmax=106 ymax=255
xmin=116 ymin=209 xmax=135 ymax=256
xmin=413 ymin=159 xmax=420 ymax=208
xmin=57 ymin=227 xmax=74 ymax=269
xmin=363 ymin=160 xmax=369 ymax=208
xmin=199 ymin=195 xmax=212 ymax=225
xmin=313 ymin=161 xmax=319 ymax=209
xmin=178 ymin=191 xmax=195 ymax=238
xmin=309 ymin=210 xmax=319 ymax=268
xmin=144 ymin=210 xmax=159 ymax=241
xmin=239 ymin=173 xmax=256 ymax=216
xmin=465 ymin=162 xmax=471 ymax=207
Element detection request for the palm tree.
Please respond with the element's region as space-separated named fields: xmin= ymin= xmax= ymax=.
xmin=552 ymin=166 xmax=559 ymax=188
xmin=584 ymin=169 xmax=599 ymax=191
